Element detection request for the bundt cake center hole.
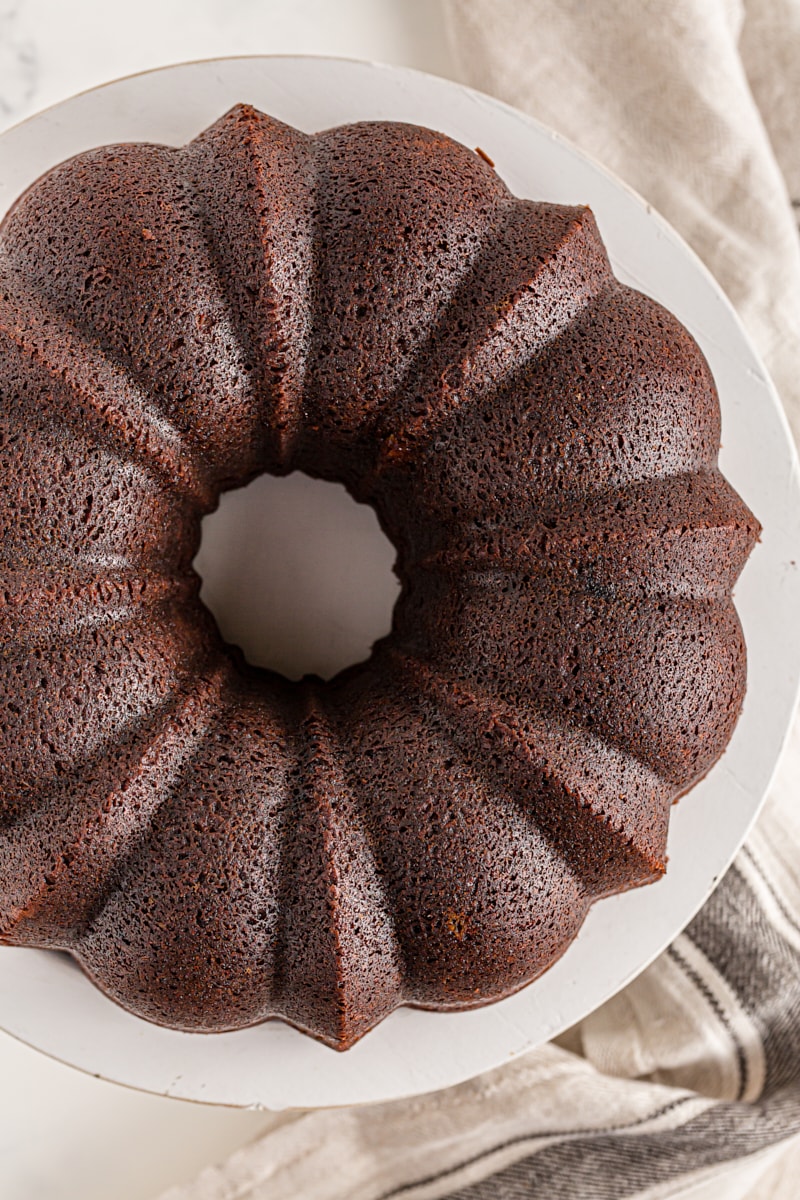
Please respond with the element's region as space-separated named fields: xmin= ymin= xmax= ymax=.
xmin=194 ymin=472 xmax=400 ymax=682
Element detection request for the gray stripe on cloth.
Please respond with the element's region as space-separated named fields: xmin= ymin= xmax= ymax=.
xmin=665 ymin=941 xmax=750 ymax=1102
xmin=741 ymin=844 xmax=800 ymax=939
xmin=377 ymin=1097 xmax=698 ymax=1200
xmin=440 ymin=1088 xmax=800 ymax=1200
xmin=685 ymin=863 xmax=800 ymax=1092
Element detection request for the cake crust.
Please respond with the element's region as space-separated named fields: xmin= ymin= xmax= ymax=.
xmin=0 ymin=104 xmax=759 ymax=1049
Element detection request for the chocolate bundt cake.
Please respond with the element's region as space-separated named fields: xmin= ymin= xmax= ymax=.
xmin=0 ymin=104 xmax=759 ymax=1050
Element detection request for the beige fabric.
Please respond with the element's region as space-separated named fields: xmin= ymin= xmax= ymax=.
xmin=159 ymin=1046 xmax=716 ymax=1199
xmin=161 ymin=3 xmax=800 ymax=1197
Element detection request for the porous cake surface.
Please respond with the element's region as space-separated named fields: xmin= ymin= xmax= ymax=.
xmin=0 ymin=104 xmax=759 ymax=1049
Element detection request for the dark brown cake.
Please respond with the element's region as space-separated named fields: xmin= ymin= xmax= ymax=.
xmin=0 ymin=104 xmax=759 ymax=1049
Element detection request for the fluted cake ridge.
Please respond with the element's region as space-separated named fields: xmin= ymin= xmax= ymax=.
xmin=0 ymin=104 xmax=759 ymax=1048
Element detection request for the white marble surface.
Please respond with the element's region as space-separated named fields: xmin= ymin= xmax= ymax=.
xmin=0 ymin=0 xmax=456 ymax=128
xmin=0 ymin=6 xmax=454 ymax=1199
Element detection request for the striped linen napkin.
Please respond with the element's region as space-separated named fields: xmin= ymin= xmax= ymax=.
xmin=161 ymin=2 xmax=800 ymax=1197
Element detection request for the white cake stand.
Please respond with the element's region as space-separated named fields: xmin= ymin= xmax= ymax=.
xmin=1 ymin=55 xmax=798 ymax=1111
